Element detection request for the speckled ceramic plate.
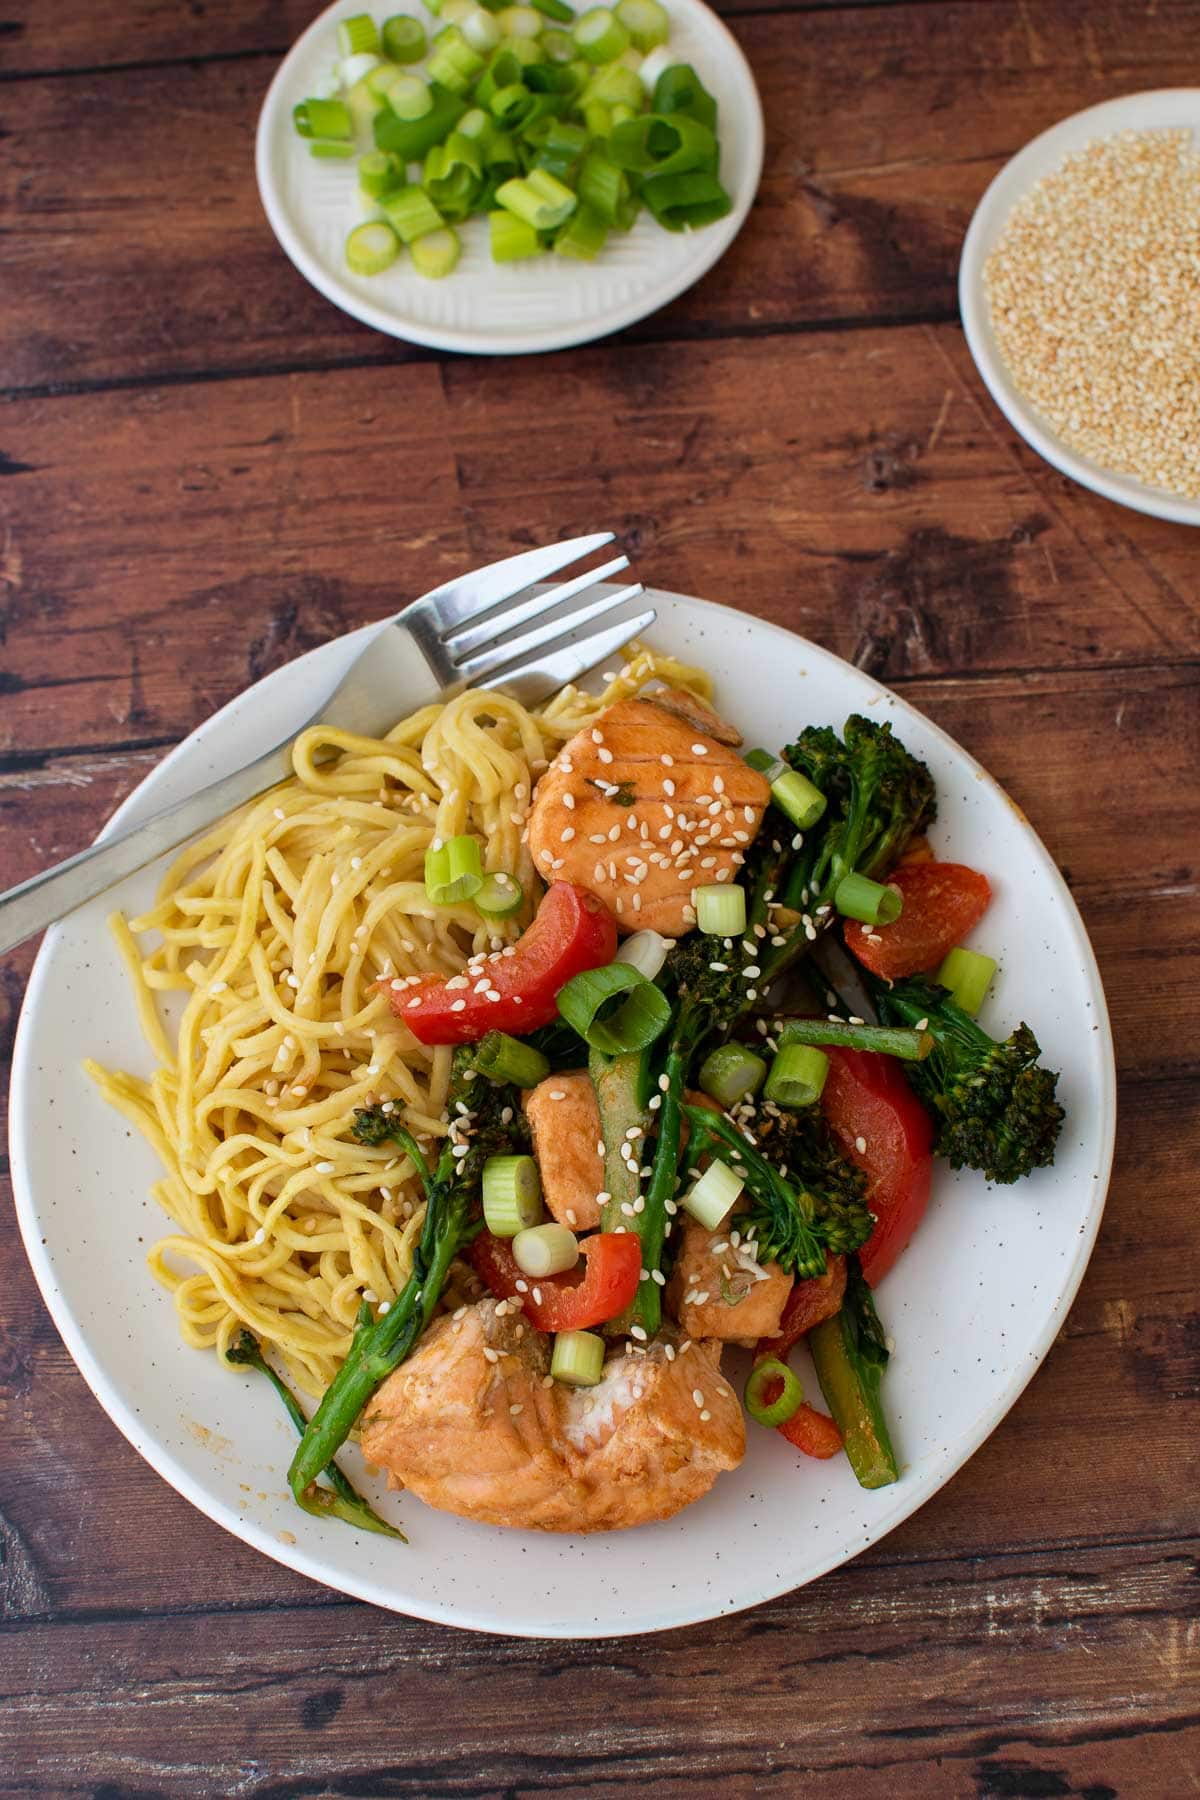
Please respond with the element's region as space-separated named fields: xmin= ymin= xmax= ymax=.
xmin=8 ymin=594 xmax=1115 ymax=1638
xmin=255 ymin=0 xmax=763 ymax=355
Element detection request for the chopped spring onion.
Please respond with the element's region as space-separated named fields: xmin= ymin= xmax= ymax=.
xmin=472 ymin=1029 xmax=551 ymax=1087
xmin=456 ymin=103 xmax=494 ymax=139
xmin=482 ymin=1154 xmax=543 ymax=1236
xmin=382 ymin=182 xmax=445 ymax=241
xmin=310 ymin=140 xmax=358 ymax=160
xmin=462 ymin=6 xmax=503 ymax=50
xmin=439 ymin=0 xmax=476 ymax=21
xmin=488 ymin=80 xmax=541 ymax=128
xmin=556 ymin=962 xmax=671 ymax=1056
xmin=614 ymin=0 xmax=668 ymax=50
xmin=411 ymin=225 xmax=463 ymax=277
xmin=608 ymin=111 xmax=717 ymax=177
xmin=636 ymin=42 xmax=675 ymax=92
xmin=555 ymin=204 xmax=608 ymax=258
xmin=425 ymin=131 xmax=484 ymax=219
xmin=531 ymin=0 xmax=575 ymax=17
xmin=698 ymin=1042 xmax=767 ymax=1109
xmin=577 ymin=146 xmax=630 ymax=224
xmin=935 ymin=945 xmax=998 ymax=1016
xmin=497 ymin=3 xmax=545 ymax=33
xmin=495 ymin=168 xmax=577 ymax=229
xmin=424 ymin=833 xmax=483 ymax=902
xmin=344 ymin=220 xmax=402 ymax=275
xmin=386 ymin=72 xmax=434 ymax=119
xmin=366 ymin=61 xmax=406 ymax=97
xmin=694 ymin=883 xmax=747 ymax=937
xmin=745 ymin=748 xmax=828 ymax=830
xmin=582 ymin=60 xmax=643 ymax=110
xmin=763 ymin=1043 xmax=829 ymax=1109
xmin=681 ymin=1158 xmax=744 ymax=1231
xmin=574 ymin=5 xmax=630 ymax=61
xmin=779 ymin=1017 xmax=932 ymax=1061
xmin=428 ymin=28 xmax=487 ymax=92
xmin=337 ymin=12 xmax=380 ymax=57
xmin=540 ymin=25 xmax=577 ymax=60
xmin=512 ymin=1222 xmax=579 ymax=1277
xmin=745 ymin=1358 xmax=804 ymax=1429
xmin=642 ymin=169 xmax=731 ymax=231
xmin=358 ymin=149 xmax=403 ymax=199
xmin=346 ymin=73 xmax=386 ymax=134
xmin=293 ymin=97 xmax=354 ymax=139
xmin=489 ymin=208 xmax=542 ymax=260
xmin=373 ymin=84 xmax=467 ymax=158
xmin=833 ymin=872 xmax=904 ymax=927
xmin=653 ymin=60 xmax=718 ymax=130
xmin=381 ymin=13 xmax=428 ymax=61
xmin=474 ymin=871 xmax=524 ymax=918
xmin=614 ymin=928 xmax=670 ymax=983
xmin=340 ymin=51 xmax=383 ymax=88
xmin=551 ymin=1328 xmax=606 ymax=1387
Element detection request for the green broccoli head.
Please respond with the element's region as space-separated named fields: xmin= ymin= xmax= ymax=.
xmin=665 ymin=930 xmax=755 ymax=1042
xmin=752 ymin=1102 xmax=874 ymax=1260
xmin=784 ymin=713 xmax=937 ymax=904
xmin=876 ymin=978 xmax=1064 ymax=1184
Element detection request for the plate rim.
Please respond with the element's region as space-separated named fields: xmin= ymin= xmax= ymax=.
xmin=959 ymin=86 xmax=1200 ymax=527
xmin=8 ymin=592 xmax=1117 ymax=1637
xmin=254 ymin=0 xmax=765 ymax=357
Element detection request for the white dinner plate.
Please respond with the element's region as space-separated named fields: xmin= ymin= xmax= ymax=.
xmin=255 ymin=0 xmax=764 ymax=355
xmin=959 ymin=89 xmax=1200 ymax=526
xmin=9 ymin=593 xmax=1115 ymax=1638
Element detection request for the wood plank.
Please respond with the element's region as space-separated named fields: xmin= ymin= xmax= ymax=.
xmin=0 ymin=1535 xmax=1196 ymax=1797
xmin=6 ymin=1 xmax=1200 ymax=385
xmin=0 ymin=0 xmax=916 ymax=77
xmin=2 ymin=333 xmax=1199 ymax=764
xmin=1 ymin=1068 xmax=1195 ymax=1622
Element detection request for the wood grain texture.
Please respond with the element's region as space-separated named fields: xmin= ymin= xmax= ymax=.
xmin=6 ymin=1 xmax=1200 ymax=389
xmin=2 ymin=328 xmax=1198 ymax=763
xmin=4 ymin=0 xmax=1200 ymax=1788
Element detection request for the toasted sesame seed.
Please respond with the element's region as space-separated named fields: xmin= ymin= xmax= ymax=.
xmin=691 ymin=743 xmax=708 ymax=755
xmin=597 ymin=746 xmax=613 ymax=763
xmin=483 ymin=1347 xmax=499 ymax=1364
xmin=692 ymin=1388 xmax=705 ymax=1407
xmin=562 ymin=792 xmax=575 ymax=810
xmin=855 ymin=1134 xmax=868 ymax=1153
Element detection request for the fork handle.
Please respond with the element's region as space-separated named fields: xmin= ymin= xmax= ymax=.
xmin=0 ymin=742 xmax=293 ymax=955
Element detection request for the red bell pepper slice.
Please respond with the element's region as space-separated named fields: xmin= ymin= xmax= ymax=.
xmin=757 ymin=1253 xmax=847 ymax=1362
xmin=820 ymin=1045 xmax=934 ymax=1288
xmin=470 ymin=1229 xmax=642 ymax=1332
xmin=778 ymin=1401 xmax=844 ymax=1460
xmin=845 ymin=860 xmax=991 ymax=980
xmin=384 ymin=881 xmax=616 ymax=1045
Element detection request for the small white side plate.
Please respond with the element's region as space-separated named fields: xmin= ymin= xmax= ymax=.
xmin=959 ymin=88 xmax=1200 ymax=526
xmin=255 ymin=0 xmax=764 ymax=355
xmin=9 ymin=594 xmax=1116 ymax=1639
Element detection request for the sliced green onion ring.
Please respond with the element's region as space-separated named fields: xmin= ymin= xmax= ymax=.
xmin=833 ymin=872 xmax=904 ymax=926
xmin=614 ymin=928 xmax=670 ymax=983
xmin=698 ymin=1042 xmax=767 ymax=1109
xmin=745 ymin=748 xmax=828 ymax=830
xmin=694 ymin=883 xmax=746 ymax=937
xmin=381 ymin=14 xmax=428 ymax=61
xmin=411 ymin=226 xmax=463 ymax=278
xmin=472 ymin=1030 xmax=550 ymax=1087
xmin=556 ymin=962 xmax=670 ymax=1055
xmin=936 ymin=945 xmax=997 ymax=1016
xmin=474 ymin=871 xmax=524 ymax=918
xmin=745 ymin=1357 xmax=804 ymax=1428
xmin=763 ymin=1043 xmax=829 ymax=1109
xmin=574 ymin=5 xmax=630 ymax=62
xmin=482 ymin=1154 xmax=543 ymax=1236
xmin=424 ymin=834 xmax=483 ymax=903
xmin=344 ymin=220 xmax=401 ymax=275
xmin=293 ymin=97 xmax=354 ymax=139
xmin=551 ymin=1328 xmax=605 ymax=1386
xmin=512 ymin=1222 xmax=579 ymax=1277
xmin=337 ymin=12 xmax=381 ymax=57
xmin=680 ymin=1158 xmax=744 ymax=1231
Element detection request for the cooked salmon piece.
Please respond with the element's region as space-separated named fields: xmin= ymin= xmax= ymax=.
xmin=665 ymin=1213 xmax=792 ymax=1345
xmin=527 ymin=694 xmax=770 ymax=936
xmin=523 ymin=1070 xmax=605 ymax=1230
xmin=360 ymin=1297 xmax=744 ymax=1531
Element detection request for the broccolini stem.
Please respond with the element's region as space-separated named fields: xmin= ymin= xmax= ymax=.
xmin=777 ymin=1018 xmax=932 ymax=1061
xmin=226 ymin=1324 xmax=405 ymax=1540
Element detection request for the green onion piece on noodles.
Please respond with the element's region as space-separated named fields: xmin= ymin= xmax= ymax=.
xmin=551 ymin=1329 xmax=606 ymax=1387
xmin=425 ymin=834 xmax=483 ymax=902
xmin=556 ymin=962 xmax=670 ymax=1055
xmin=680 ymin=1158 xmax=744 ymax=1231
xmin=473 ymin=1030 xmax=551 ymax=1087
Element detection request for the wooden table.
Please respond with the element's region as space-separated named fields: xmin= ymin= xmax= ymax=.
xmin=3 ymin=0 xmax=1198 ymax=1791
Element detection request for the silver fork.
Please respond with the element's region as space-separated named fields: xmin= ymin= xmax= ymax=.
xmin=0 ymin=533 xmax=653 ymax=952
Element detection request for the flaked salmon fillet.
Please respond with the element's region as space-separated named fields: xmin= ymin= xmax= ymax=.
xmin=527 ymin=693 xmax=770 ymax=936
xmin=665 ymin=1214 xmax=792 ymax=1345
xmin=361 ymin=1297 xmax=744 ymax=1532
xmin=523 ymin=1070 xmax=605 ymax=1230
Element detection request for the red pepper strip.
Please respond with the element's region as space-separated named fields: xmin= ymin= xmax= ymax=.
xmin=845 ymin=860 xmax=992 ymax=980
xmin=470 ymin=1229 xmax=642 ymax=1333
xmin=756 ymin=1253 xmax=847 ymax=1363
xmin=778 ymin=1401 xmax=844 ymax=1460
xmin=383 ymin=882 xmax=616 ymax=1045
xmin=820 ymin=1046 xmax=934 ymax=1288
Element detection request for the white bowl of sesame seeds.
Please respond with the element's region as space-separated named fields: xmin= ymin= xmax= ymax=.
xmin=960 ymin=90 xmax=1200 ymax=525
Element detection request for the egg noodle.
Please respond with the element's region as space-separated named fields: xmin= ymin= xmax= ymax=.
xmin=86 ymin=647 xmax=711 ymax=1398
